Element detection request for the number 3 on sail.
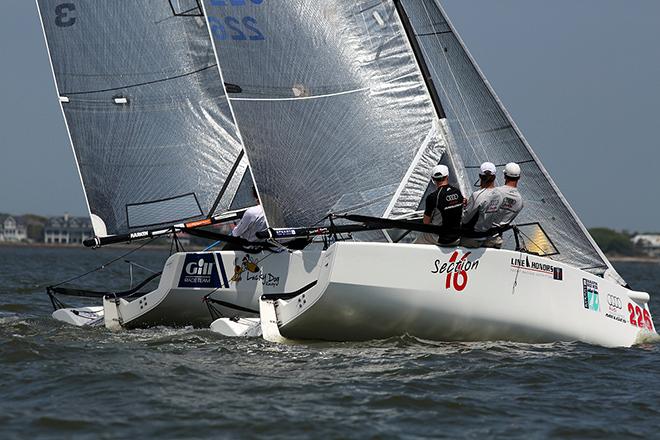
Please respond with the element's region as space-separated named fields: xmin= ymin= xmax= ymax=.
xmin=55 ymin=3 xmax=76 ymax=27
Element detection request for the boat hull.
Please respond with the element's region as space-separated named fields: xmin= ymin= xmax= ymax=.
xmin=272 ymin=243 xmax=656 ymax=347
xmin=53 ymin=249 xmax=323 ymax=330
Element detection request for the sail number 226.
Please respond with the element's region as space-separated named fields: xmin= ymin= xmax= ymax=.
xmin=628 ymin=303 xmax=654 ymax=332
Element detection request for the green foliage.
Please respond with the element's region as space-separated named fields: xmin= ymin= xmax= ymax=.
xmin=588 ymin=228 xmax=641 ymax=256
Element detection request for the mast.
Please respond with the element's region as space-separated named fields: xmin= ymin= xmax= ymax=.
xmin=392 ymin=0 xmax=446 ymax=120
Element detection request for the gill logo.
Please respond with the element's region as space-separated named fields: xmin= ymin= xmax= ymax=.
xmin=186 ymin=258 xmax=214 ymax=276
xmin=431 ymin=251 xmax=480 ymax=292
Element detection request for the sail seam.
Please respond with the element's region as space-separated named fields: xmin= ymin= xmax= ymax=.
xmin=229 ymin=86 xmax=370 ymax=102
xmin=60 ymin=64 xmax=218 ymax=96
xmin=227 ymin=72 xmax=419 ymax=102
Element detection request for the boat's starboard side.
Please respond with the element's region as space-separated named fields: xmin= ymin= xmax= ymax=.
xmin=274 ymin=242 xmax=656 ymax=347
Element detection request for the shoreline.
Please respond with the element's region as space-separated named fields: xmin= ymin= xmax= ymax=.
xmin=2 ymin=242 xmax=659 ymax=263
xmin=607 ymin=255 xmax=660 ymax=264
xmin=0 ymin=241 xmax=176 ymax=251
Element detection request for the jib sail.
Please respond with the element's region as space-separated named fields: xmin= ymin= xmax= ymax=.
xmin=396 ymin=0 xmax=622 ymax=281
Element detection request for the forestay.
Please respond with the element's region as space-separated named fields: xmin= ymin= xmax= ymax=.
xmin=37 ymin=0 xmax=249 ymax=237
xmin=397 ymin=0 xmax=622 ymax=280
xmin=201 ymin=0 xmax=446 ymax=229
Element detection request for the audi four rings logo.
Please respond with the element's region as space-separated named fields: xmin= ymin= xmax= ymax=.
xmin=607 ymin=294 xmax=622 ymax=309
xmin=446 ymin=194 xmax=459 ymax=202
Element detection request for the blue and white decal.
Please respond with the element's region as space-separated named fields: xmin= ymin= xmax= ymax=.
xmin=582 ymin=279 xmax=600 ymax=312
xmin=178 ymin=253 xmax=229 ymax=289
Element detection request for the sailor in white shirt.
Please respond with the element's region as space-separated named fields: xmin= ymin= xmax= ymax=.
xmin=232 ymin=188 xmax=267 ymax=243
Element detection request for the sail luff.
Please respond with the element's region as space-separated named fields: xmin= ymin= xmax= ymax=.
xmin=432 ymin=0 xmax=622 ymax=282
xmin=34 ymin=0 xmax=98 ymax=234
xmin=198 ymin=0 xmax=270 ymax=230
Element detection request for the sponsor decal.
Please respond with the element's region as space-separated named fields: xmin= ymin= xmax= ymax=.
xmin=230 ymin=255 xmax=280 ymax=286
xmin=485 ymin=199 xmax=499 ymax=213
xmin=510 ymin=256 xmax=562 ymax=280
xmin=231 ymin=255 xmax=260 ymax=282
xmin=247 ymin=272 xmax=281 ymax=287
xmin=628 ymin=303 xmax=654 ymax=332
xmin=582 ymin=279 xmax=600 ymax=312
xmin=446 ymin=193 xmax=460 ymax=202
xmin=178 ymin=253 xmax=227 ymax=289
xmin=604 ymin=294 xmax=627 ymax=324
xmin=431 ymin=251 xmax=480 ymax=292
xmin=501 ymin=197 xmax=518 ymax=211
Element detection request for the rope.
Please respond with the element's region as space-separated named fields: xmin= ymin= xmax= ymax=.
xmin=49 ymin=236 xmax=160 ymax=289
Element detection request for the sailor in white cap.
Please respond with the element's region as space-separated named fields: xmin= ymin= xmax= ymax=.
xmin=493 ymin=162 xmax=524 ymax=230
xmin=461 ymin=161 xmax=502 ymax=248
xmin=415 ymin=164 xmax=464 ymax=246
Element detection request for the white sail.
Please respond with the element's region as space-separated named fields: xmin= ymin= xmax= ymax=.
xmin=36 ymin=0 xmax=251 ymax=237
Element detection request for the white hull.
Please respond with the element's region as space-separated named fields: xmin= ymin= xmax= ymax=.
xmin=53 ymin=242 xmax=657 ymax=347
xmin=265 ymin=243 xmax=656 ymax=347
xmin=54 ymin=249 xmax=322 ymax=330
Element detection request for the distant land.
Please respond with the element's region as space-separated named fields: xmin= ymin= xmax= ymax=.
xmin=1 ymin=211 xmax=659 ymax=260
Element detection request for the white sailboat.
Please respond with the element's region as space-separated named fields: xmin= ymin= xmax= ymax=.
xmin=37 ymin=0 xmax=656 ymax=347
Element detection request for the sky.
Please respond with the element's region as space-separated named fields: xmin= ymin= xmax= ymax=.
xmin=0 ymin=0 xmax=659 ymax=231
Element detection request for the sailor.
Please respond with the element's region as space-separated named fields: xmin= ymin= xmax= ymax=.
xmin=231 ymin=187 xmax=267 ymax=243
xmin=494 ymin=161 xmax=524 ymax=230
xmin=460 ymin=161 xmax=502 ymax=248
xmin=415 ymin=164 xmax=464 ymax=246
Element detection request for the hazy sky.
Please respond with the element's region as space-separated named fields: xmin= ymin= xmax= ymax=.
xmin=1 ymin=0 xmax=659 ymax=231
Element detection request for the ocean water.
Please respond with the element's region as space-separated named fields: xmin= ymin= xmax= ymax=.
xmin=1 ymin=246 xmax=659 ymax=439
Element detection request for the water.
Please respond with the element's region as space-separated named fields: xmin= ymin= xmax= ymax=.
xmin=1 ymin=246 xmax=659 ymax=439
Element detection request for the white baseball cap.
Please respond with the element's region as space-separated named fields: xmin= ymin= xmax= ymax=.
xmin=479 ymin=162 xmax=496 ymax=175
xmin=504 ymin=162 xmax=521 ymax=178
xmin=431 ymin=164 xmax=449 ymax=180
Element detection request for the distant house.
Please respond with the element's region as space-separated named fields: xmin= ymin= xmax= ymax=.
xmin=0 ymin=215 xmax=28 ymax=242
xmin=631 ymin=234 xmax=660 ymax=257
xmin=44 ymin=214 xmax=94 ymax=244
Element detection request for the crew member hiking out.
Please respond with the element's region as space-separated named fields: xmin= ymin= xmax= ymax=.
xmin=461 ymin=161 xmax=501 ymax=248
xmin=415 ymin=164 xmax=464 ymax=246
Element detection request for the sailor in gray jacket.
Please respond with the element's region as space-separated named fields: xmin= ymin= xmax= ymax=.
xmin=461 ymin=162 xmax=524 ymax=248
xmin=494 ymin=162 xmax=524 ymax=233
xmin=461 ymin=162 xmax=501 ymax=248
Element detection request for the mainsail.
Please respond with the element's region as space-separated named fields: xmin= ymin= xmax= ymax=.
xmin=395 ymin=0 xmax=622 ymax=280
xmin=201 ymin=0 xmax=446 ymax=229
xmin=36 ymin=0 xmax=249 ymax=237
